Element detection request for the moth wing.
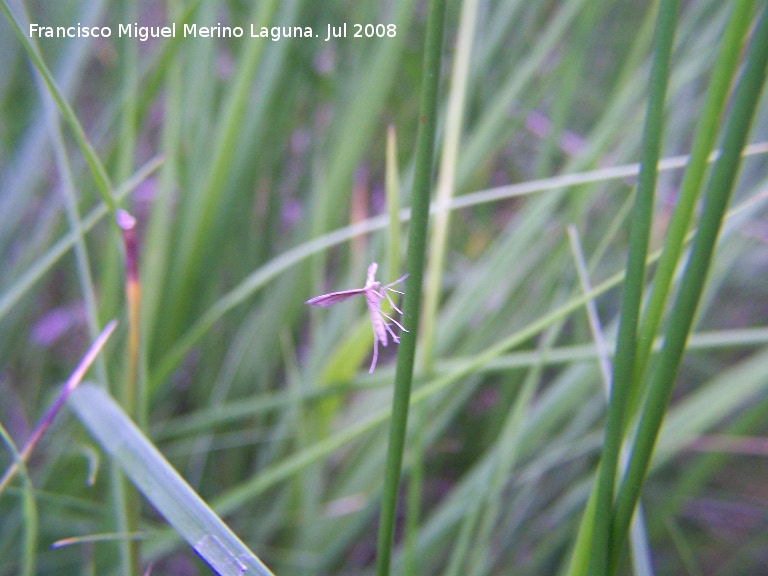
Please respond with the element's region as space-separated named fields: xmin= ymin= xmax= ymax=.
xmin=305 ymin=288 xmax=366 ymax=307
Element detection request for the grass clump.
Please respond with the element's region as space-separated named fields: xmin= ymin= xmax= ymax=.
xmin=1 ymin=1 xmax=767 ymax=575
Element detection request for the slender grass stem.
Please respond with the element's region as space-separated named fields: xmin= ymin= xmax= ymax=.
xmin=375 ymin=1 xmax=446 ymax=574
xmin=588 ymin=2 xmax=679 ymax=574
xmin=420 ymin=0 xmax=478 ymax=374
xmin=631 ymin=0 xmax=757 ymax=402
xmin=609 ymin=6 xmax=768 ymax=572
xmin=0 ymin=0 xmax=115 ymax=213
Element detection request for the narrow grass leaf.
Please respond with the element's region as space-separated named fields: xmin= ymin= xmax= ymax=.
xmin=0 ymin=0 xmax=115 ymax=212
xmin=375 ymin=1 xmax=447 ymax=574
xmin=610 ymin=6 xmax=768 ymax=571
xmin=420 ymin=0 xmax=478 ymax=373
xmin=632 ymin=0 xmax=757 ymax=398
xmin=588 ymin=2 xmax=679 ymax=574
xmin=68 ymin=383 xmax=275 ymax=576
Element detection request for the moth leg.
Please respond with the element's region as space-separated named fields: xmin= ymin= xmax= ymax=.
xmin=369 ymin=336 xmax=379 ymax=374
xmin=382 ymin=290 xmax=405 ymax=316
xmin=383 ymin=321 xmax=400 ymax=344
xmin=379 ymin=310 xmax=408 ymax=337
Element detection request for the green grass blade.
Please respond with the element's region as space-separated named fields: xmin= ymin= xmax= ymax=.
xmin=0 ymin=0 xmax=115 ymax=213
xmin=588 ymin=2 xmax=679 ymax=574
xmin=375 ymin=1 xmax=447 ymax=574
xmin=610 ymin=5 xmax=768 ymax=572
xmin=171 ymin=0 xmax=277 ymax=319
xmin=632 ymin=0 xmax=757 ymax=397
xmin=420 ymin=0 xmax=478 ymax=374
xmin=4 ymin=3 xmax=768 ymax=573
xmin=68 ymin=383 xmax=275 ymax=576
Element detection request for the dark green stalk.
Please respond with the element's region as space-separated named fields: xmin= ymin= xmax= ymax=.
xmin=609 ymin=6 xmax=768 ymax=572
xmin=587 ymin=2 xmax=678 ymax=574
xmin=375 ymin=1 xmax=446 ymax=574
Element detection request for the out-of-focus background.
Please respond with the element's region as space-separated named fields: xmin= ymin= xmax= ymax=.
xmin=1 ymin=1 xmax=768 ymax=574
